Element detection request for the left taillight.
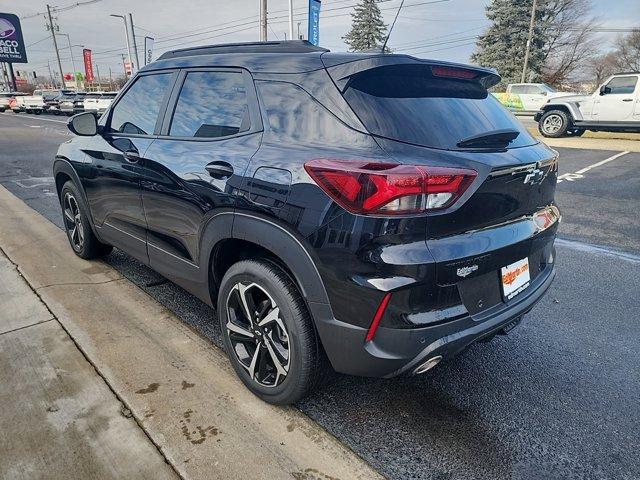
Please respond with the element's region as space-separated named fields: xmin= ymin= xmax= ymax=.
xmin=304 ymin=159 xmax=476 ymax=216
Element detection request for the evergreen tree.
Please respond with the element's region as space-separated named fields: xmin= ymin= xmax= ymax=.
xmin=471 ymin=0 xmax=550 ymax=87
xmin=343 ymin=0 xmax=388 ymax=52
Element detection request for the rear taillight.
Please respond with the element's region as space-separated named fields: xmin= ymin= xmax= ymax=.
xmin=304 ymin=159 xmax=476 ymax=216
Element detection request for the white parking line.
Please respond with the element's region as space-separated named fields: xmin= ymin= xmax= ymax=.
xmin=556 ymin=238 xmax=640 ymax=264
xmin=557 ymin=151 xmax=630 ymax=183
xmin=0 ymin=112 xmax=67 ymax=124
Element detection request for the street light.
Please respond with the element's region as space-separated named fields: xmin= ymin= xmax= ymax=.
xmin=110 ymin=14 xmax=134 ymax=75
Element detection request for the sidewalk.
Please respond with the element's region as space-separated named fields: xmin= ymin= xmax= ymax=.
xmin=0 ymin=251 xmax=178 ymax=479
xmin=0 ymin=185 xmax=382 ymax=480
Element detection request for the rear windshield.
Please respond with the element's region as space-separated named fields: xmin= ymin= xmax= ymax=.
xmin=343 ymin=64 xmax=536 ymax=150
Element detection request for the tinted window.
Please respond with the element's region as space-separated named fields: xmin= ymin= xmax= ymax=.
xmin=343 ymin=65 xmax=535 ymax=150
xmin=605 ymin=76 xmax=637 ymax=95
xmin=258 ymin=81 xmax=369 ymax=148
xmin=170 ymin=71 xmax=249 ymax=138
xmin=510 ymin=85 xmax=526 ymax=94
xmin=110 ymin=73 xmax=173 ymax=135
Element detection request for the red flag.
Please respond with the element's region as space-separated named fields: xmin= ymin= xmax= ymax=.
xmin=83 ymin=49 xmax=94 ymax=82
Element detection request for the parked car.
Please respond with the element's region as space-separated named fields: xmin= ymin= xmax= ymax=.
xmin=7 ymin=92 xmax=27 ymax=112
xmin=0 ymin=91 xmax=15 ymax=112
xmin=493 ymin=83 xmax=576 ymax=113
xmin=73 ymin=92 xmax=87 ymax=114
xmin=55 ymin=41 xmax=559 ymax=405
xmin=55 ymin=93 xmax=78 ymax=116
xmin=42 ymin=89 xmax=76 ymax=114
xmin=12 ymin=91 xmax=45 ymax=114
xmin=536 ymin=72 xmax=640 ymax=137
xmin=83 ymin=92 xmax=117 ymax=115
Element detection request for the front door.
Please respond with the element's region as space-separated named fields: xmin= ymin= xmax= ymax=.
xmin=81 ymin=71 xmax=177 ymax=264
xmin=592 ymin=75 xmax=638 ymax=122
xmin=139 ymin=68 xmax=262 ymax=287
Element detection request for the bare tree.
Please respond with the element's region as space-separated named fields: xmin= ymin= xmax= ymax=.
xmin=589 ymin=51 xmax=620 ymax=87
xmin=614 ymin=28 xmax=640 ymax=72
xmin=538 ymin=0 xmax=600 ymax=87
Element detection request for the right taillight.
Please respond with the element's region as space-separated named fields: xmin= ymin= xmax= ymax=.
xmin=304 ymin=159 xmax=476 ymax=216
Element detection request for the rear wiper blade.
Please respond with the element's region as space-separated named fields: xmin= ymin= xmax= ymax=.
xmin=456 ymin=129 xmax=520 ymax=149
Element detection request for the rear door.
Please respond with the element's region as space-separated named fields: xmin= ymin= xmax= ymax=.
xmin=81 ymin=71 xmax=177 ymax=264
xmin=139 ymin=68 xmax=262 ymax=282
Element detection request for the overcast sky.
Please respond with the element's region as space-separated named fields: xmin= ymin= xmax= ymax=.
xmin=2 ymin=0 xmax=638 ymax=79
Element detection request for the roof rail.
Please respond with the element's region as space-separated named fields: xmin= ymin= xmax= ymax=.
xmin=158 ymin=40 xmax=329 ymax=60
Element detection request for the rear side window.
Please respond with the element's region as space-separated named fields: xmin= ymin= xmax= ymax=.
xmin=169 ymin=71 xmax=249 ymax=138
xmin=605 ymin=76 xmax=637 ymax=95
xmin=109 ymin=73 xmax=174 ymax=135
xmin=343 ymin=64 xmax=536 ymax=150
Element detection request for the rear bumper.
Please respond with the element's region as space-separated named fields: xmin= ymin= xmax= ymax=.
xmin=314 ymin=261 xmax=555 ymax=378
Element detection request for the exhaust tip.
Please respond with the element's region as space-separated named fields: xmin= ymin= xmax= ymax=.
xmin=413 ymin=355 xmax=442 ymax=375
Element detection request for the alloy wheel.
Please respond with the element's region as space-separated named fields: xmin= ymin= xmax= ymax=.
xmin=542 ymin=114 xmax=563 ymax=134
xmin=63 ymin=192 xmax=84 ymax=251
xmin=225 ymin=281 xmax=291 ymax=388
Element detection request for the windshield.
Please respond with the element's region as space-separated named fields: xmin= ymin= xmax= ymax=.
xmin=539 ymin=84 xmax=557 ymax=93
xmin=343 ymin=64 xmax=536 ymax=150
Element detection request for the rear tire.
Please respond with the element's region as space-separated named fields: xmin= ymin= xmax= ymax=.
xmin=217 ymin=259 xmax=324 ymax=405
xmin=59 ymin=181 xmax=112 ymax=259
xmin=538 ymin=109 xmax=571 ymax=138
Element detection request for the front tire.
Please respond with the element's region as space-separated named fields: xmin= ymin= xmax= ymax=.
xmin=538 ymin=109 xmax=571 ymax=137
xmin=217 ymin=259 xmax=323 ymax=405
xmin=60 ymin=181 xmax=112 ymax=259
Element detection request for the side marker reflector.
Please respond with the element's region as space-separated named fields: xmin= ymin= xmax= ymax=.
xmin=365 ymin=292 xmax=392 ymax=343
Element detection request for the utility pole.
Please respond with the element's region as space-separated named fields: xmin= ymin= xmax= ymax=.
xmin=288 ymin=0 xmax=294 ymax=41
xmin=95 ymin=63 xmax=101 ymax=86
xmin=521 ymin=0 xmax=537 ymax=83
xmin=128 ymin=13 xmax=141 ymax=71
xmin=111 ymin=14 xmax=134 ymax=74
xmin=120 ymin=54 xmax=127 ymax=76
xmin=108 ymin=67 xmax=113 ymax=91
xmin=297 ymin=21 xmax=302 ymax=40
xmin=260 ymin=0 xmax=268 ymax=41
xmin=47 ymin=60 xmax=54 ymax=87
xmin=46 ymin=4 xmax=65 ymax=88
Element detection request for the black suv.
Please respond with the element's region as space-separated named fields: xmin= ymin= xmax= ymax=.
xmin=54 ymin=41 xmax=559 ymax=404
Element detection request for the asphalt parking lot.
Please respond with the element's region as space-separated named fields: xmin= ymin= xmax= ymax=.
xmin=1 ymin=112 xmax=639 ymax=480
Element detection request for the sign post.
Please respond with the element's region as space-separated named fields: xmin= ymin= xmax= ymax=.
xmin=0 ymin=12 xmax=28 ymax=91
xmin=308 ymin=0 xmax=321 ymax=46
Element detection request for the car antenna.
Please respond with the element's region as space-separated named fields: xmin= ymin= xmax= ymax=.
xmin=381 ymin=0 xmax=405 ymax=53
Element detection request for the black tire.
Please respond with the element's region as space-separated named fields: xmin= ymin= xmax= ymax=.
xmin=538 ymin=109 xmax=571 ymax=138
xmin=217 ymin=259 xmax=324 ymax=405
xmin=59 ymin=180 xmax=112 ymax=259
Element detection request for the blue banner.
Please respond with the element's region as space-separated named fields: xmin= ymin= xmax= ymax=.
xmin=308 ymin=0 xmax=321 ymax=46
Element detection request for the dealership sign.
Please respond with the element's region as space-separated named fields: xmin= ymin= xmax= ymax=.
xmin=83 ymin=48 xmax=94 ymax=82
xmin=308 ymin=0 xmax=321 ymax=46
xmin=0 ymin=12 xmax=28 ymax=63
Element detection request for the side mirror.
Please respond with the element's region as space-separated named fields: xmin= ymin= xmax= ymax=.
xmin=68 ymin=112 xmax=98 ymax=136
xmin=599 ymin=85 xmax=608 ymax=96
xmin=541 ymin=91 xmax=548 ymax=96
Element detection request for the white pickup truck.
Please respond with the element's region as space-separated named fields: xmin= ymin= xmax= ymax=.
xmin=535 ymin=72 xmax=640 ymax=137
xmin=11 ymin=89 xmax=46 ymax=114
xmin=494 ymin=83 xmax=576 ymax=113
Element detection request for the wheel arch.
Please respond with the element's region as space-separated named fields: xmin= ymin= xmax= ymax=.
xmin=540 ymin=102 xmax=582 ymax=121
xmin=53 ymin=157 xmax=100 ymax=237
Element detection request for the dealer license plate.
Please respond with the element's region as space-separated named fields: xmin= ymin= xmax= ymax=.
xmin=501 ymin=258 xmax=530 ymax=300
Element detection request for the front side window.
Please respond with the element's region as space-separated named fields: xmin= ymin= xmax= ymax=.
xmin=169 ymin=71 xmax=250 ymax=138
xmin=109 ymin=73 xmax=174 ymax=135
xmin=605 ymin=76 xmax=638 ymax=95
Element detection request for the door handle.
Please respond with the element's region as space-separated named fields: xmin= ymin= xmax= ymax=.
xmin=123 ymin=150 xmax=140 ymax=163
xmin=622 ymin=98 xmax=633 ymax=102
xmin=205 ymin=162 xmax=234 ymax=179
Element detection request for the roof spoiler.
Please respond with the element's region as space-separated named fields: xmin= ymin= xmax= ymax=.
xmin=322 ymin=54 xmax=501 ymax=91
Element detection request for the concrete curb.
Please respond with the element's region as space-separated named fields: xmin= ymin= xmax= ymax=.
xmin=0 ymin=185 xmax=383 ymax=480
